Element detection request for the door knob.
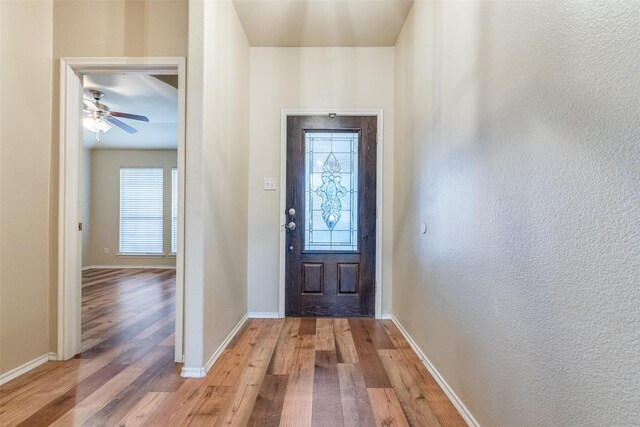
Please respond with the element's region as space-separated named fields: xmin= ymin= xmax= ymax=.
xmin=282 ymin=222 xmax=296 ymax=230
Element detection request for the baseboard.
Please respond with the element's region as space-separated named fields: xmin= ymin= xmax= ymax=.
xmin=381 ymin=313 xmax=393 ymax=320
xmin=180 ymin=313 xmax=249 ymax=378
xmin=82 ymin=265 xmax=176 ymax=271
xmin=0 ymin=353 xmax=52 ymax=386
xmin=203 ymin=313 xmax=248 ymax=373
xmin=180 ymin=367 xmax=206 ymax=378
xmin=248 ymin=312 xmax=280 ymax=318
xmin=388 ymin=315 xmax=480 ymax=427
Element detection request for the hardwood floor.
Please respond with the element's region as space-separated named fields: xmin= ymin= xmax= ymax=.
xmin=0 ymin=268 xmax=466 ymax=426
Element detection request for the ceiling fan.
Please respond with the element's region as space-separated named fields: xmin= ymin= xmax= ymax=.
xmin=83 ymin=89 xmax=149 ymax=141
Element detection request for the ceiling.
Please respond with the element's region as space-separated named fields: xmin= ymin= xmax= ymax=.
xmin=233 ymin=0 xmax=414 ymax=47
xmin=82 ymin=74 xmax=178 ymax=150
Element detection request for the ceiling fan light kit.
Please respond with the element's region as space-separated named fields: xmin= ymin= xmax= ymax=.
xmin=82 ymin=89 xmax=150 ymax=142
xmin=82 ymin=115 xmax=112 ymax=133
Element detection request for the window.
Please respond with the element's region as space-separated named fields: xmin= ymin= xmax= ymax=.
xmin=304 ymin=132 xmax=359 ymax=251
xmin=171 ymin=168 xmax=178 ymax=255
xmin=119 ymin=168 xmax=164 ymax=254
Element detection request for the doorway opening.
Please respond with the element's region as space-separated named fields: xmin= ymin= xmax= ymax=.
xmin=79 ymin=73 xmax=180 ymax=361
xmin=58 ymin=58 xmax=186 ymax=363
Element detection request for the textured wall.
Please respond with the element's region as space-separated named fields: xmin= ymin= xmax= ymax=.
xmin=0 ymin=0 xmax=53 ymax=375
xmin=248 ymin=47 xmax=395 ymax=315
xmin=184 ymin=0 xmax=250 ymax=369
xmin=394 ymin=1 xmax=640 ymax=425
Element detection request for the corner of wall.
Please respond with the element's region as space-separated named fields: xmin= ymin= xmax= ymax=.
xmin=188 ymin=0 xmax=252 ymax=370
xmin=387 ymin=315 xmax=480 ymax=427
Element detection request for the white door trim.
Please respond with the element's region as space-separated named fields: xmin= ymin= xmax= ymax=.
xmin=279 ymin=109 xmax=385 ymax=319
xmin=58 ymin=57 xmax=187 ymax=362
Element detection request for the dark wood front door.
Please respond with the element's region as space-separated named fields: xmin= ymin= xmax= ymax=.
xmin=285 ymin=115 xmax=377 ymax=317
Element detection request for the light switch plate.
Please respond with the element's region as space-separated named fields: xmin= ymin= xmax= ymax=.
xmin=264 ymin=177 xmax=277 ymax=191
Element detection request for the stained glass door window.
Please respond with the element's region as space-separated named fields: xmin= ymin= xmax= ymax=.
xmin=304 ymin=131 xmax=358 ymax=251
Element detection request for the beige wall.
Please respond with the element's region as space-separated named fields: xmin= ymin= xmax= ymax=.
xmin=248 ymin=47 xmax=394 ymax=315
xmin=85 ymin=150 xmax=177 ymax=268
xmin=184 ymin=0 xmax=250 ymax=370
xmin=50 ymin=0 xmax=188 ymax=353
xmin=0 ymin=0 xmax=53 ymax=375
xmin=1 ymin=0 xmax=188 ymax=377
xmin=394 ymin=1 xmax=640 ymax=425
xmin=1 ymin=0 xmax=247 ymax=375
xmin=53 ymin=0 xmax=188 ymax=58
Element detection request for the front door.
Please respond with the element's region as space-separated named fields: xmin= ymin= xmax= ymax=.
xmin=285 ymin=115 xmax=377 ymax=317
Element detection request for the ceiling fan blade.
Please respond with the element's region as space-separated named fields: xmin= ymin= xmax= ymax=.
xmin=110 ymin=111 xmax=149 ymax=122
xmin=106 ymin=116 xmax=138 ymax=134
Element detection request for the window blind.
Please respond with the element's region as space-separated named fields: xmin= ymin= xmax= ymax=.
xmin=171 ymin=168 xmax=178 ymax=254
xmin=119 ymin=168 xmax=164 ymax=254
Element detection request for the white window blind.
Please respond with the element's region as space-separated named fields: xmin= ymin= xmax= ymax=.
xmin=171 ymin=168 xmax=178 ymax=254
xmin=119 ymin=168 xmax=164 ymax=254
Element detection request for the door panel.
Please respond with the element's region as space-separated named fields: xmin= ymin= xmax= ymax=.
xmin=302 ymin=263 xmax=324 ymax=293
xmin=285 ymin=115 xmax=377 ymax=317
xmin=337 ymin=264 xmax=359 ymax=294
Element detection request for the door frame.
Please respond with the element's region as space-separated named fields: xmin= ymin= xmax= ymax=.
xmin=58 ymin=57 xmax=186 ymax=362
xmin=279 ymin=110 xmax=384 ymax=319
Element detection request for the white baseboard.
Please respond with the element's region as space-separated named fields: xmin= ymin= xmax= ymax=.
xmin=180 ymin=313 xmax=249 ymax=378
xmin=388 ymin=315 xmax=480 ymax=427
xmin=0 ymin=352 xmax=56 ymax=386
xmin=82 ymin=265 xmax=176 ymax=271
xmin=203 ymin=313 xmax=248 ymax=373
xmin=248 ymin=312 xmax=280 ymax=318
xmin=180 ymin=366 xmax=206 ymax=378
xmin=381 ymin=313 xmax=393 ymax=320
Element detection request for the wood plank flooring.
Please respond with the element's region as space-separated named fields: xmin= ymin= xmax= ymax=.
xmin=0 ymin=268 xmax=466 ymax=426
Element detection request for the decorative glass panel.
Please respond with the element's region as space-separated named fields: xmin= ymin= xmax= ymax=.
xmin=304 ymin=132 xmax=358 ymax=251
